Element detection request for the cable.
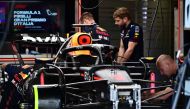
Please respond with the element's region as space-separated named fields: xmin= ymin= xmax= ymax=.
xmin=78 ymin=0 xmax=104 ymax=10
xmin=154 ymin=0 xmax=165 ymax=51
xmin=10 ymin=42 xmax=18 ymax=65
xmin=153 ymin=27 xmax=162 ymax=49
xmin=147 ymin=0 xmax=160 ymax=56
xmin=12 ymin=53 xmax=17 ymax=65
xmin=66 ymin=92 xmax=92 ymax=102
xmin=139 ymin=59 xmax=147 ymax=79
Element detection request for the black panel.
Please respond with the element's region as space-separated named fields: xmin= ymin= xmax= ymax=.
xmin=65 ymin=0 xmax=75 ymax=33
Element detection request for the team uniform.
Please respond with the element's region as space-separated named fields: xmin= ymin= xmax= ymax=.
xmin=83 ymin=23 xmax=111 ymax=45
xmin=120 ymin=22 xmax=144 ymax=61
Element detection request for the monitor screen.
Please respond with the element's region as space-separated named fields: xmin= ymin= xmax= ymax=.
xmin=0 ymin=1 xmax=66 ymax=34
xmin=0 ymin=1 xmax=66 ymax=54
xmin=12 ymin=2 xmax=64 ymax=33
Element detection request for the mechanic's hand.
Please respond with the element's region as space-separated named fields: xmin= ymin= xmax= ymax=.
xmin=22 ymin=65 xmax=31 ymax=69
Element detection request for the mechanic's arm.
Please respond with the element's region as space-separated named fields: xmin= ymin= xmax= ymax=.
xmin=117 ymin=39 xmax=125 ymax=63
xmin=152 ymin=87 xmax=174 ymax=100
xmin=142 ymin=87 xmax=174 ymax=101
xmin=120 ymin=41 xmax=137 ymax=62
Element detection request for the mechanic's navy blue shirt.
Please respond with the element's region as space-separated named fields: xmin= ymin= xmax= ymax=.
xmin=120 ymin=22 xmax=144 ymax=61
xmin=83 ymin=24 xmax=111 ymax=45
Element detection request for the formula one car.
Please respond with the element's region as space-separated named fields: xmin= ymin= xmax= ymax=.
xmin=1 ymin=32 xmax=180 ymax=109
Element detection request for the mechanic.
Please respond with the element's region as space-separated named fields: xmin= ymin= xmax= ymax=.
xmin=142 ymin=54 xmax=185 ymax=108
xmin=113 ymin=7 xmax=144 ymax=63
xmin=80 ymin=12 xmax=111 ymax=45
xmin=152 ymin=54 xmax=178 ymax=100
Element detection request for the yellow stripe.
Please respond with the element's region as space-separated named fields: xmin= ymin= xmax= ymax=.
xmin=34 ymin=85 xmax=39 ymax=109
xmin=135 ymin=33 xmax=139 ymax=35
xmin=145 ymin=57 xmax=154 ymax=60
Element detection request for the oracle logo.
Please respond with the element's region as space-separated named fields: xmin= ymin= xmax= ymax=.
xmin=21 ymin=34 xmax=66 ymax=43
